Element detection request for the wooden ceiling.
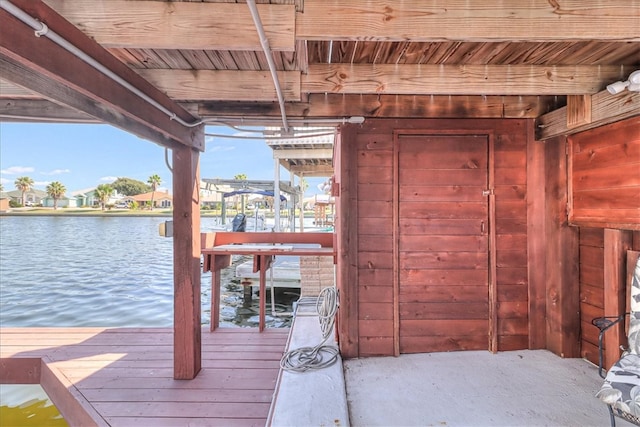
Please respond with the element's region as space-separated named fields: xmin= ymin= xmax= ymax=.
xmin=1 ymin=0 xmax=639 ymax=149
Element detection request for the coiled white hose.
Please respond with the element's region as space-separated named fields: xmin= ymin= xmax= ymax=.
xmin=280 ymin=287 xmax=339 ymax=372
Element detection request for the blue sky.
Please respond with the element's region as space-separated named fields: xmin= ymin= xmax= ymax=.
xmin=0 ymin=123 xmax=325 ymax=196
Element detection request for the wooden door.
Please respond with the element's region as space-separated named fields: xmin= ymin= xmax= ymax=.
xmin=397 ymin=134 xmax=491 ymax=353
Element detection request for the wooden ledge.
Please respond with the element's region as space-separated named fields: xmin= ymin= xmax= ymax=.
xmin=0 ymin=357 xmax=106 ymax=426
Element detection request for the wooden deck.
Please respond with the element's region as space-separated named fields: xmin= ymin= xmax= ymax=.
xmin=0 ymin=327 xmax=290 ymax=426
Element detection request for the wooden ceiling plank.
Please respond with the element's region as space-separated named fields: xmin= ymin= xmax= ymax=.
xmin=196 ymin=94 xmax=559 ymax=119
xmin=136 ymin=69 xmax=301 ymax=102
xmin=303 ymin=64 xmax=629 ymax=95
xmin=272 ymin=148 xmax=333 ymax=159
xmin=0 ymin=2 xmax=203 ymax=150
xmin=180 ymin=50 xmax=217 ymax=70
xmin=43 ymin=0 xmax=296 ymax=51
xmin=536 ymin=91 xmax=640 ymax=140
xmin=106 ymin=48 xmax=147 ymax=69
xmin=297 ymin=0 xmax=640 ymax=42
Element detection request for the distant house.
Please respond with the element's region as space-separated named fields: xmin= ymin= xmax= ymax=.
xmin=0 ymin=192 xmax=10 ymax=211
xmin=41 ymin=194 xmax=81 ymax=208
xmin=128 ymin=190 xmax=173 ymax=208
xmin=71 ymin=187 xmax=124 ymax=207
xmin=199 ymin=181 xmax=232 ymax=209
xmin=5 ymin=188 xmax=47 ymax=206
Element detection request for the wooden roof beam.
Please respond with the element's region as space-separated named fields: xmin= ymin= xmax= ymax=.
xmin=136 ymin=70 xmax=301 ymax=102
xmin=43 ymin=0 xmax=295 ymax=51
xmin=304 ymin=64 xmax=629 ymax=96
xmin=0 ymin=98 xmax=98 ymax=123
xmin=535 ymin=91 xmax=640 ymax=140
xmin=136 ymin=64 xmax=625 ymax=102
xmin=196 ymin=94 xmax=563 ymax=120
xmin=0 ymin=1 xmax=203 ymax=150
xmin=298 ymin=0 xmax=640 ymax=42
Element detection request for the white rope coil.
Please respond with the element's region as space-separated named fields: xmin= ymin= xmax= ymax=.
xmin=280 ymin=287 xmax=339 ymax=373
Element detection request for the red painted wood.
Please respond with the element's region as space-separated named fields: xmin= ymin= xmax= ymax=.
xmin=340 ymin=119 xmax=533 ymax=357
xmin=336 ymin=125 xmax=360 ymax=358
xmin=603 ymin=229 xmax=633 ymax=369
xmin=0 ymin=328 xmax=288 ymax=426
xmin=397 ymin=134 xmax=490 ymax=353
xmin=400 ymin=336 xmax=488 ymax=353
xmin=172 ymin=144 xmax=202 ymax=380
xmin=0 ymin=2 xmax=200 ymax=149
xmin=544 ymin=137 xmax=581 ymax=358
xmin=570 ymin=117 xmax=640 ymax=228
xmin=358 ymin=336 xmax=394 ymax=356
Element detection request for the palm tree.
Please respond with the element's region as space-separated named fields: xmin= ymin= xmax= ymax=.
xmin=147 ymin=174 xmax=161 ymax=210
xmin=46 ymin=181 xmax=66 ymax=210
xmin=14 ymin=176 xmax=34 ymax=206
xmin=0 ymin=183 xmax=4 ymax=192
xmin=94 ymin=184 xmax=114 ymax=211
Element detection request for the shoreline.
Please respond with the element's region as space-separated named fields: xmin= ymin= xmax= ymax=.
xmin=0 ymin=208 xmax=317 ymax=219
xmin=0 ymin=209 xmax=175 ymax=217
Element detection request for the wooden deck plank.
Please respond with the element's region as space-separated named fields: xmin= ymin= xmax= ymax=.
xmin=0 ymin=327 xmax=289 ymax=426
xmin=81 ymin=388 xmax=274 ymax=403
xmin=104 ymin=417 xmax=263 ymax=427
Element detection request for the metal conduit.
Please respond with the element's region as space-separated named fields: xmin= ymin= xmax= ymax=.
xmin=246 ymin=0 xmax=290 ymax=133
xmin=0 ymin=0 xmax=202 ymax=128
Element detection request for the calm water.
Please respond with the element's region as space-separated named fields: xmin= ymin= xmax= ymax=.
xmin=0 ymin=216 xmax=295 ymax=328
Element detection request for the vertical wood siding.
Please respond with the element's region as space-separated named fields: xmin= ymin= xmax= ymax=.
xmin=578 ymin=228 xmax=605 ymax=365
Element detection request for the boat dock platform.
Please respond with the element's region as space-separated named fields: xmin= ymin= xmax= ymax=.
xmin=0 ymin=327 xmax=288 ymax=426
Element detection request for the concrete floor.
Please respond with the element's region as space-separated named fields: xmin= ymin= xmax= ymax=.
xmin=344 ymin=350 xmax=631 ymax=427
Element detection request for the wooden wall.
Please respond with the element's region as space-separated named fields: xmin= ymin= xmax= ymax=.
xmin=336 ymin=118 xmax=532 ymax=358
xmin=578 ymin=228 xmax=640 ymax=368
xmin=335 ymin=116 xmax=639 ymax=361
xmin=579 ymin=228 xmax=605 ymax=365
xmin=569 ymin=117 xmax=640 ymax=230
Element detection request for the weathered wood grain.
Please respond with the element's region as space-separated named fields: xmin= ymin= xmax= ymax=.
xmin=44 ymin=0 xmax=295 ymax=51
xmin=304 ymin=64 xmax=625 ymax=95
xmin=298 ymin=0 xmax=640 ymax=42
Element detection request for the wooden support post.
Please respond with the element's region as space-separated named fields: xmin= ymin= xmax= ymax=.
xmin=603 ymin=229 xmax=633 ymax=369
xmin=173 ymin=144 xmax=202 ymax=380
xmin=527 ymin=122 xmax=546 ymax=349
xmin=335 ymin=126 xmax=359 ymax=358
xmin=256 ymin=255 xmax=273 ymax=332
xmin=544 ymin=136 xmax=580 ymax=358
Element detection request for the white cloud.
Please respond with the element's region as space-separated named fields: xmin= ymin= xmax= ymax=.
xmin=42 ymin=169 xmax=71 ymax=176
xmin=0 ymin=177 xmax=10 ymax=185
xmin=99 ymin=176 xmax=118 ymax=183
xmin=206 ymin=145 xmax=235 ymax=153
xmin=0 ymin=166 xmax=35 ymax=175
xmin=34 ymin=180 xmax=51 ymax=188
